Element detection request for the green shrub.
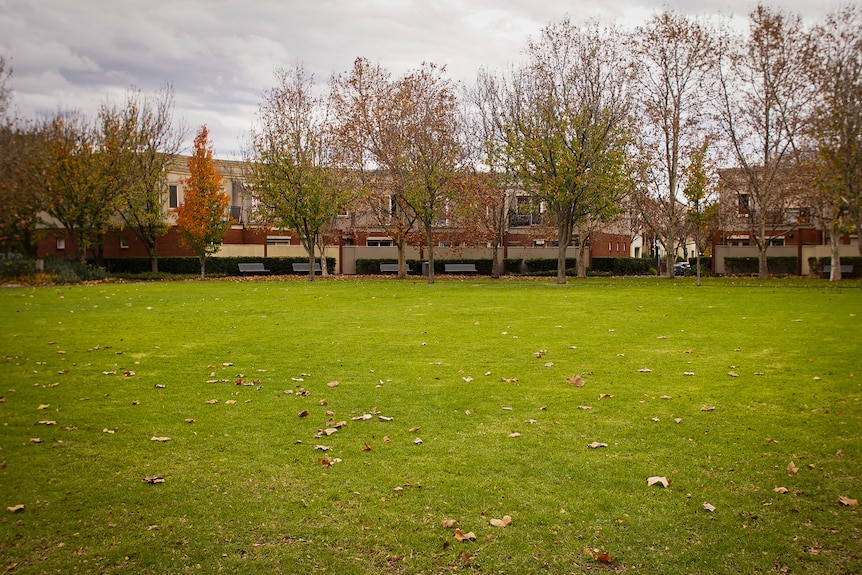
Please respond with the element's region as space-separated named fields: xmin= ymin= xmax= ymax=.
xmin=590 ymin=257 xmax=653 ymax=275
xmin=46 ymin=258 xmax=106 ymax=283
xmin=503 ymin=258 xmax=577 ymax=275
xmin=724 ymin=256 xmax=798 ymax=276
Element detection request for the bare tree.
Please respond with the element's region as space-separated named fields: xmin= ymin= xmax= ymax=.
xmin=633 ymin=11 xmax=717 ymax=278
xmin=332 ymin=58 xmax=463 ymax=283
xmin=104 ymin=85 xmax=186 ymax=273
xmin=806 ymin=5 xmax=862 ymax=281
xmin=501 ymin=19 xmax=636 ymax=283
xmin=715 ymin=4 xmax=813 ymax=279
xmin=247 ymin=65 xmax=356 ymax=281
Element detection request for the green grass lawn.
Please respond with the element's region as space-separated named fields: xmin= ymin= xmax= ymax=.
xmin=1 ymin=277 xmax=860 ymax=574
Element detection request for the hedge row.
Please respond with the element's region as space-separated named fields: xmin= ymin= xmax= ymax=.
xmin=723 ymin=256 xmax=798 ymax=276
xmin=100 ymin=256 xmax=336 ymax=276
xmin=807 ymin=256 xmax=862 ymax=278
xmin=355 ymin=257 xmax=656 ymax=276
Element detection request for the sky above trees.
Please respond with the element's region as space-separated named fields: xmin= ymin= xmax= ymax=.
xmin=0 ymin=0 xmax=843 ymax=158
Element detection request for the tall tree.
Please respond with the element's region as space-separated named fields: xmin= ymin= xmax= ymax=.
xmin=332 ymin=58 xmax=462 ymax=283
xmin=633 ymin=11 xmax=716 ymax=278
xmin=176 ymin=125 xmax=229 ymax=279
xmin=806 ymin=5 xmax=862 ymax=281
xmin=104 ymin=85 xmax=186 ymax=273
xmin=464 ymin=69 xmax=519 ymax=278
xmin=37 ymin=111 xmax=123 ymax=261
xmin=331 ymin=58 xmax=417 ymax=278
xmin=0 ymin=61 xmax=46 ymax=258
xmin=682 ymin=139 xmax=715 ymax=285
xmin=502 ymin=19 xmax=635 ymax=283
xmin=248 ymin=65 xmax=356 ymax=281
xmin=716 ymin=4 xmax=813 ymax=279
xmin=0 ymin=121 xmax=46 ymax=258
xmin=397 ymin=63 xmax=464 ymax=284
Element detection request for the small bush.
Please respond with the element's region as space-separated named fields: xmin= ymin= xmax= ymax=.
xmin=591 ymin=257 xmax=653 ymax=276
xmin=724 ymin=256 xmax=798 ymax=276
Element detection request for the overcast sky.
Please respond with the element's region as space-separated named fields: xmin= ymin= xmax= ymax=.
xmin=0 ymin=0 xmax=842 ymax=158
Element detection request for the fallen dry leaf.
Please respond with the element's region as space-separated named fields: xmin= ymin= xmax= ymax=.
xmin=703 ymin=502 xmax=716 ymax=512
xmin=647 ymin=476 xmax=669 ymax=488
xmin=544 ymin=362 xmax=554 ymax=368
xmin=224 ymin=400 xmax=236 ymax=405
xmin=315 ymin=445 xmax=331 ymax=451
xmin=787 ymin=461 xmax=799 ymax=475
xmin=185 ymin=418 xmax=195 ymax=424
xmin=727 ymin=371 xmax=739 ymax=377
xmin=462 ymin=376 xmax=473 ymax=383
xmin=837 ymin=496 xmax=857 ymax=506
xmin=37 ymin=404 xmax=50 ymax=410
xmin=674 ymin=418 xmax=683 ymax=424
xmin=587 ymin=442 xmax=608 ymax=449
xmin=578 ymin=405 xmax=593 ymax=410
xmin=37 ymin=420 xmax=56 ymax=425
xmin=501 ymin=377 xmax=518 ymax=383
xmin=205 ymin=399 xmax=218 ymax=404
xmin=353 ymin=414 xmax=373 ymax=421
xmin=700 ymin=405 xmax=715 ymax=412
xmin=30 ymin=438 xmax=42 ymax=443
xmin=142 ymin=476 xmax=165 ymax=484
xmin=490 ymin=515 xmax=512 ymax=527
xmin=7 ymin=504 xmax=25 ymax=513
xmin=441 ymin=519 xmax=458 ymax=528
xmin=598 ymin=394 xmax=613 ymax=399
xmin=362 ymin=443 xmax=371 ymax=452
xmin=409 ymin=427 xmax=420 ymax=432
xmin=453 ymin=528 xmax=476 ymax=542
xmin=150 ymin=437 xmax=171 ymax=442
xmin=413 ymin=438 xmax=423 ymax=445
xmin=508 ymin=432 xmax=521 ymax=438
xmin=567 ymin=375 xmax=585 ymax=387
xmin=638 ymin=368 xmax=652 ymax=373
xmin=383 ymin=436 xmax=391 ymax=443
xmin=774 ymin=487 xmax=789 ymax=494
xmin=327 ymin=380 xmax=339 ymax=388
xmin=298 ymin=410 xmax=310 ymax=418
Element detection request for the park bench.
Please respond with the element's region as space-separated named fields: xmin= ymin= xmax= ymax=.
xmin=238 ymin=262 xmax=270 ymax=276
xmin=292 ymin=262 xmax=322 ymax=274
xmin=444 ymin=263 xmax=478 ymax=274
xmin=379 ymin=263 xmax=412 ymax=273
xmin=820 ymin=264 xmax=853 ymax=278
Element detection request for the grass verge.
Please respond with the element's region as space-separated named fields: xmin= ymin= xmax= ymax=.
xmin=1 ymin=277 xmax=860 ymax=574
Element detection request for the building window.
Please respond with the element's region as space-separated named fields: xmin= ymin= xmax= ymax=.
xmin=56 ymin=237 xmax=65 ymax=250
xmin=266 ymin=236 xmax=292 ymax=246
xmin=634 ymin=247 xmax=640 ymax=258
xmin=169 ymin=185 xmax=178 ymax=208
xmin=120 ymin=237 xmax=129 ymax=249
xmin=367 ymin=238 xmax=393 ymax=247
xmin=533 ymin=239 xmax=546 ymax=247
xmin=738 ymin=193 xmax=750 ymax=215
xmin=768 ymin=238 xmax=785 ymax=247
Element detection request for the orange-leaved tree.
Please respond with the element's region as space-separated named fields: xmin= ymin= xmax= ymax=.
xmin=176 ymin=125 xmax=229 ymax=279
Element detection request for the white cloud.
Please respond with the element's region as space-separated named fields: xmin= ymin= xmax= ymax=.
xmin=0 ymin=0 xmax=843 ymax=157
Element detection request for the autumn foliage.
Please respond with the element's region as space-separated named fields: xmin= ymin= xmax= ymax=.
xmin=175 ymin=125 xmax=229 ymax=278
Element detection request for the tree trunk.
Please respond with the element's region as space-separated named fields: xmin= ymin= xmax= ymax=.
xmin=490 ymin=243 xmax=501 ymax=278
xmin=396 ymin=239 xmax=408 ymax=279
xmin=758 ymin=221 xmax=769 ymax=279
xmin=556 ymin=219 xmax=572 ymax=285
xmin=426 ymin=227 xmax=435 ymax=285
xmin=199 ymin=253 xmax=206 ymax=280
xmin=665 ymin=250 xmax=676 ymax=280
xmin=829 ymin=223 xmax=842 ymax=282
xmin=576 ymin=241 xmax=588 ymax=278
xmin=307 ymin=253 xmax=316 ymax=282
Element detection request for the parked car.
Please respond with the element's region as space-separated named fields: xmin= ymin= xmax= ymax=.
xmin=673 ymin=262 xmax=690 ymax=276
